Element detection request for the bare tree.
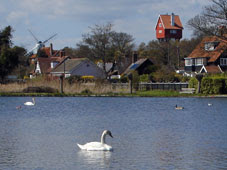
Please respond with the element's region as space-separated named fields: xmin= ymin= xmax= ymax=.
xmin=77 ymin=23 xmax=135 ymax=75
xmin=187 ymin=0 xmax=227 ymax=40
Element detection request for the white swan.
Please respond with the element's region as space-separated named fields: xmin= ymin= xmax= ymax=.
xmin=175 ymin=105 xmax=184 ymax=110
xmin=208 ymin=103 xmax=212 ymax=106
xmin=77 ymin=130 xmax=113 ymax=151
xmin=24 ymin=98 xmax=35 ymax=106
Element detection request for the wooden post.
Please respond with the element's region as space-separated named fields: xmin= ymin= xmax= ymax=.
xmin=60 ymin=75 xmax=64 ymax=93
xmin=128 ymin=74 xmax=133 ymax=94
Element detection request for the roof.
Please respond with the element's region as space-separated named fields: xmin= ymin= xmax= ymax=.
xmin=51 ymin=58 xmax=88 ymax=73
xmin=122 ymin=58 xmax=152 ymax=75
xmin=36 ymin=56 xmax=67 ymax=74
xmin=187 ymin=36 xmax=227 ymax=62
xmin=200 ymin=65 xmax=223 ymax=74
xmin=158 ymin=14 xmax=183 ymax=30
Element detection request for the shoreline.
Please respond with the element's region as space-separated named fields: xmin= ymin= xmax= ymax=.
xmin=0 ymin=92 xmax=226 ymax=97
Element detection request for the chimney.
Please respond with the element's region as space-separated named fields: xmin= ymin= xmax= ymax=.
xmin=60 ymin=50 xmax=65 ymax=57
xmin=50 ymin=43 xmax=53 ymax=56
xmin=171 ymin=13 xmax=175 ymax=26
xmin=132 ymin=51 xmax=138 ymax=63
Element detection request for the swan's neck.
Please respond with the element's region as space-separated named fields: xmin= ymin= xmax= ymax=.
xmin=32 ymin=99 xmax=35 ymax=105
xmin=101 ymin=132 xmax=106 ymax=144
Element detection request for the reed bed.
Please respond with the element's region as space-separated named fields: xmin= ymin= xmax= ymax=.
xmin=0 ymin=78 xmax=130 ymax=94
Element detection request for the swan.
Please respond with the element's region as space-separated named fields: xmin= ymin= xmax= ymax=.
xmin=175 ymin=105 xmax=184 ymax=110
xmin=208 ymin=103 xmax=212 ymax=106
xmin=24 ymin=98 xmax=35 ymax=106
xmin=77 ymin=130 xmax=113 ymax=151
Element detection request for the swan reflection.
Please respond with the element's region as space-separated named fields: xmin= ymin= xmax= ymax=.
xmin=77 ymin=150 xmax=112 ymax=167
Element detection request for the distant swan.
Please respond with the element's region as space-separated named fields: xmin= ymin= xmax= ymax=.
xmin=208 ymin=103 xmax=212 ymax=106
xmin=24 ymin=98 xmax=35 ymax=106
xmin=175 ymin=105 xmax=184 ymax=110
xmin=77 ymin=130 xmax=113 ymax=151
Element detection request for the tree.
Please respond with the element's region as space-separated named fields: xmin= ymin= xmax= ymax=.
xmin=187 ymin=0 xmax=227 ymax=39
xmin=77 ymin=23 xmax=135 ymax=75
xmin=0 ymin=26 xmax=26 ymax=82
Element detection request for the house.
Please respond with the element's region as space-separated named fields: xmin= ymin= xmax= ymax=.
xmin=184 ymin=36 xmax=227 ymax=75
xmin=122 ymin=58 xmax=154 ymax=76
xmin=155 ymin=13 xmax=183 ymax=41
xmin=30 ymin=44 xmax=68 ymax=78
xmin=50 ymin=58 xmax=106 ymax=79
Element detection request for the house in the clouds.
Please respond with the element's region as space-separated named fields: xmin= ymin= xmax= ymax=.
xmin=155 ymin=13 xmax=183 ymax=41
xmin=184 ymin=36 xmax=227 ymax=75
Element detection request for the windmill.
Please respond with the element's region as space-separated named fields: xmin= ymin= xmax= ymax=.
xmin=26 ymin=29 xmax=57 ymax=56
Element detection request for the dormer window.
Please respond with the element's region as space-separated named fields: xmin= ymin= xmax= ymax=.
xmin=204 ymin=41 xmax=219 ymax=51
xmin=159 ymin=23 xmax=162 ymax=27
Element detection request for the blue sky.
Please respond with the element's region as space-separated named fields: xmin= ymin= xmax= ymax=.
xmin=0 ymin=0 xmax=209 ymax=51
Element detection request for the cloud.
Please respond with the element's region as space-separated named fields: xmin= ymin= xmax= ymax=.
xmin=3 ymin=0 xmax=207 ymax=49
xmin=6 ymin=11 xmax=28 ymax=23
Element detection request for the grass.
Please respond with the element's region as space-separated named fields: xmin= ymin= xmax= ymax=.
xmin=0 ymin=77 xmax=216 ymax=97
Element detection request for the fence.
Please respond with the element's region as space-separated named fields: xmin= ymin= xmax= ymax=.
xmin=112 ymin=82 xmax=189 ymax=91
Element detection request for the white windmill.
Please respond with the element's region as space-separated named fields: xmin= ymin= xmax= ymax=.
xmin=26 ymin=29 xmax=57 ymax=56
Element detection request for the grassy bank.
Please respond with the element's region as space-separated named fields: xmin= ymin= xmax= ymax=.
xmin=0 ymin=90 xmax=205 ymax=97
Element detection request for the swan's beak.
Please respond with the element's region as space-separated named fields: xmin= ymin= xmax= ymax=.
xmin=109 ymin=133 xmax=113 ymax=138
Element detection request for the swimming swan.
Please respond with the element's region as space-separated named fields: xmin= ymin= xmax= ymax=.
xmin=77 ymin=130 xmax=113 ymax=151
xmin=24 ymin=98 xmax=35 ymax=106
xmin=175 ymin=105 xmax=184 ymax=110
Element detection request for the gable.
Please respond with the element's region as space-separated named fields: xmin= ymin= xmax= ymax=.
xmin=71 ymin=60 xmax=105 ymax=78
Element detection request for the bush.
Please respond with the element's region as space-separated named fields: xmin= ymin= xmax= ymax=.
xmin=201 ymin=77 xmax=213 ymax=94
xmin=200 ymin=77 xmax=227 ymax=94
xmin=22 ymin=86 xmax=58 ymax=93
xmin=139 ymin=74 xmax=149 ymax=82
xmin=189 ymin=77 xmax=198 ymax=89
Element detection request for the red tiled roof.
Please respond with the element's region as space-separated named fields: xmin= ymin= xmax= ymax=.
xmin=187 ymin=36 xmax=227 ymax=62
xmin=159 ymin=15 xmax=183 ymax=30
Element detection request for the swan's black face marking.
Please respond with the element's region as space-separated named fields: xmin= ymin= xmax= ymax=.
xmin=107 ymin=131 xmax=113 ymax=138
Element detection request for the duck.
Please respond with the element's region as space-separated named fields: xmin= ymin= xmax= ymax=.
xmin=77 ymin=130 xmax=113 ymax=151
xmin=16 ymin=105 xmax=22 ymax=109
xmin=175 ymin=105 xmax=184 ymax=110
xmin=24 ymin=98 xmax=35 ymax=106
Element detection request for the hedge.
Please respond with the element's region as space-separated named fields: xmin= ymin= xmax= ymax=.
xmin=201 ymin=77 xmax=227 ymax=94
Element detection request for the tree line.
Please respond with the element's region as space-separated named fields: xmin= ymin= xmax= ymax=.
xmin=0 ymin=0 xmax=226 ymax=83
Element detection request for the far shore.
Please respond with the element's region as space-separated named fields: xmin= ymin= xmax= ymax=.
xmin=1 ymin=91 xmax=226 ymax=98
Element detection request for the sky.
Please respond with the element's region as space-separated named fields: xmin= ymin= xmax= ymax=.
xmin=0 ymin=0 xmax=210 ymax=52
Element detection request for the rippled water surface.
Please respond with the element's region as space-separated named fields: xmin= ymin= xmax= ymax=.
xmin=0 ymin=97 xmax=226 ymax=169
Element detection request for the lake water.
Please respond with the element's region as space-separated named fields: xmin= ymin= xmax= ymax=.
xmin=0 ymin=97 xmax=226 ymax=169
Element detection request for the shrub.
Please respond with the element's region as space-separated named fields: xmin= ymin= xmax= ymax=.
xmin=139 ymin=74 xmax=149 ymax=82
xmin=201 ymin=77 xmax=213 ymax=94
xmin=189 ymin=77 xmax=198 ymax=89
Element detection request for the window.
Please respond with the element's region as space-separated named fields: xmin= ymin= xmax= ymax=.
xmin=205 ymin=41 xmax=219 ymax=51
xmin=220 ymin=58 xmax=227 ymax=66
xmin=185 ymin=59 xmax=192 ymax=66
xmin=170 ymin=30 xmax=177 ymax=34
xmin=159 ymin=30 xmax=162 ymax=33
xmin=195 ymin=58 xmax=203 ymax=66
xmin=159 ymin=23 xmax=162 ymax=27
